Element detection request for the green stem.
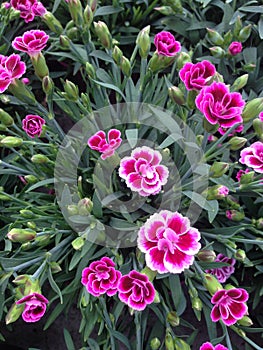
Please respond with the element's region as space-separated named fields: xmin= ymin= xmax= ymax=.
xmin=0 ymin=160 xmax=32 ymax=175
xmin=99 ymin=298 xmax=116 ymax=350
xmin=135 ymin=312 xmax=142 ymax=350
xmin=32 ymin=260 xmax=47 ymax=279
xmin=222 ymin=324 xmax=233 ymax=350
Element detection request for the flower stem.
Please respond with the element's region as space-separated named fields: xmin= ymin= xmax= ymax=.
xmin=135 ymin=311 xmax=142 ymax=350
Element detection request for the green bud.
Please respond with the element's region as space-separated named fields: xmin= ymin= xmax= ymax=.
xmin=88 ymin=0 xmax=97 ymax=12
xmin=63 ymin=80 xmax=79 ymax=102
xmin=223 ymin=30 xmax=233 ymax=46
xmin=203 ymin=118 xmax=219 ymax=133
xmin=242 ymin=63 xmax=256 ymax=73
xmin=8 ymin=79 xmax=36 ymax=105
xmin=165 ymin=0 xmax=183 ymax=13
xmin=0 ymin=136 xmax=23 ymax=147
xmin=0 ymin=124 xmax=7 ymax=131
xmin=26 ymin=221 xmax=36 ymax=230
xmin=150 ymin=337 xmax=161 ymax=350
xmin=176 ymin=52 xmax=191 ymax=70
xmin=59 ymin=35 xmax=71 ymax=49
xmin=238 ymin=315 xmax=253 ymax=327
xmin=174 ymin=338 xmax=190 ymax=350
xmin=67 ymin=204 xmax=79 ymax=216
xmin=197 ymin=250 xmax=216 ymax=262
xmin=153 ymin=290 xmax=160 ymax=304
xmin=191 ymin=297 xmax=202 ymax=311
xmin=5 ymin=303 xmax=24 ymax=325
xmin=233 ymin=16 xmax=242 ymax=38
xmin=42 ymin=75 xmax=54 ymax=95
xmin=67 ymin=0 xmax=84 ymax=27
xmin=136 ymin=25 xmax=151 ymax=59
xmin=94 ymin=21 xmax=112 ymax=49
xmin=121 ymin=56 xmax=131 ymax=77
xmin=238 ymin=25 xmax=252 ymax=42
xmin=204 ymin=184 xmax=229 ymax=200
xmin=35 ymin=234 xmax=50 ymax=246
xmin=85 ymin=62 xmax=96 ymax=79
xmin=50 ymin=261 xmax=62 ymax=273
xmin=239 ymin=171 xmax=254 ymax=184
xmin=13 ymin=274 xmax=31 ymax=285
xmin=31 ymin=154 xmax=49 ymax=164
xmin=226 ymin=209 xmax=245 ymax=221
xmin=206 ymin=28 xmax=224 ymax=46
xmin=242 ymin=98 xmax=263 ymax=122
xmin=253 ymin=118 xmax=263 ymax=140
xmin=231 ymin=74 xmax=248 ymax=91
xmin=167 ymin=311 xmax=180 ymax=327
xmin=255 ymin=218 xmax=263 ymax=230
xmin=165 ymin=332 xmax=175 ymax=350
xmin=78 ymin=198 xmax=93 ymax=215
xmin=209 ymin=46 xmax=225 ymax=58
xmin=31 ymin=53 xmax=49 ymax=80
xmin=83 ymin=4 xmax=93 ymax=28
xmin=24 ymin=175 xmax=38 ymax=184
xmin=112 ymin=46 xmax=123 ymax=65
xmin=7 ymin=228 xmax=36 ymax=243
xmin=67 ymin=27 xmax=80 ymax=40
xmin=20 ymin=209 xmax=35 ymax=218
xmin=187 ymin=89 xmax=198 ymax=110
xmin=0 ymin=108 xmax=14 ymax=126
xmin=209 ymin=162 xmax=229 ymax=178
xmin=228 ymin=137 xmax=247 ymax=151
xmin=168 ymin=86 xmax=185 ymax=105
xmin=148 ymin=52 xmax=176 ymax=73
xmin=42 ymin=11 xmax=63 ymax=34
xmin=234 ymin=249 xmax=246 ymax=262
xmin=203 ymin=273 xmax=223 ymax=295
xmin=140 ymin=266 xmax=157 ymax=282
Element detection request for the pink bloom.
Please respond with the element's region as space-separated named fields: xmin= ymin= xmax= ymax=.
xmin=12 ymin=30 xmax=49 ymax=58
xmin=239 ymin=141 xmax=263 ymax=173
xmin=211 ymin=288 xmax=249 ymax=326
xmin=228 ymin=42 xmax=243 ymax=56
xmin=217 ymin=185 xmax=229 ymax=197
xmin=0 ymin=54 xmax=26 ymax=93
xmin=119 ymin=146 xmax=169 ymax=197
xmin=218 ymin=123 xmax=243 ymax=136
xmin=206 ymin=253 xmax=236 ymax=283
xmin=88 ymin=129 xmax=122 ymax=160
xmin=22 ymin=114 xmax=45 ymax=138
xmin=259 ymin=112 xmax=263 ymax=122
xmin=179 ymin=60 xmax=216 ymax=91
xmin=10 ymin=0 xmax=46 ymax=22
xmin=16 ymin=292 xmax=48 ymax=323
xmin=200 ymin=342 xmax=228 ymax=350
xmin=117 ymin=270 xmax=155 ymax=311
xmin=154 ymin=31 xmax=181 ymax=57
xmin=137 ymin=210 xmax=201 ymax=274
xmin=236 ymin=168 xmax=250 ymax=181
xmin=81 ymin=257 xmax=122 ymax=297
xmin=22 ymin=77 xmax=30 ymax=84
xmin=196 ymin=82 xmax=245 ymax=129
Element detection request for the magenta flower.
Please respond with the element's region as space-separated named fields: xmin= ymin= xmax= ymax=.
xmin=218 ymin=123 xmax=243 ymax=136
xmin=22 ymin=114 xmax=45 ymax=138
xmin=117 ymin=270 xmax=155 ymax=311
xmin=119 ymin=146 xmax=169 ymax=197
xmin=228 ymin=42 xmax=243 ymax=56
xmin=137 ymin=210 xmax=201 ymax=274
xmin=81 ymin=257 xmax=122 ymax=297
xmin=16 ymin=292 xmax=48 ymax=323
xmin=211 ymin=288 xmax=249 ymax=326
xmin=195 ymin=82 xmax=245 ymax=128
xmin=154 ymin=31 xmax=181 ymax=57
xmin=200 ymin=342 xmax=228 ymax=350
xmin=0 ymin=54 xmax=26 ymax=93
xmin=259 ymin=112 xmax=263 ymax=122
xmin=239 ymin=141 xmax=263 ymax=173
xmin=10 ymin=0 xmax=46 ymax=23
xmin=88 ymin=129 xmax=122 ymax=160
xmin=206 ymin=254 xmax=236 ymax=283
xmin=179 ymin=60 xmax=216 ymax=91
xmin=236 ymin=168 xmax=250 ymax=182
xmin=12 ymin=30 xmax=49 ymax=58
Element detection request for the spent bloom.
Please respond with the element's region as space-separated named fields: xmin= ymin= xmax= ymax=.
xmin=137 ymin=210 xmax=201 ymax=274
xmin=16 ymin=292 xmax=48 ymax=323
xmin=88 ymin=129 xmax=122 ymax=160
xmin=200 ymin=342 xmax=228 ymax=350
xmin=10 ymin=0 xmax=46 ymax=23
xmin=22 ymin=114 xmax=45 ymax=138
xmin=81 ymin=257 xmax=122 ymax=297
xmin=0 ymin=54 xmax=26 ymax=93
xmin=206 ymin=253 xmax=236 ymax=283
xmin=228 ymin=42 xmax=243 ymax=56
xmin=119 ymin=146 xmax=169 ymax=197
xmin=211 ymin=288 xmax=249 ymax=326
xmin=239 ymin=141 xmax=263 ymax=173
xmin=117 ymin=270 xmax=155 ymax=311
xmin=179 ymin=60 xmax=216 ymax=91
xmin=196 ymin=82 xmax=245 ymax=129
xmin=12 ymin=30 xmax=49 ymax=58
xmin=154 ymin=31 xmax=181 ymax=57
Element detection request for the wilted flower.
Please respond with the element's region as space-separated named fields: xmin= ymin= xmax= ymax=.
xmin=211 ymin=288 xmax=249 ymax=326
xmin=154 ymin=31 xmax=181 ymax=57
xmin=137 ymin=210 xmax=201 ymax=274
xmin=88 ymin=129 xmax=122 ymax=160
xmin=239 ymin=141 xmax=263 ymax=173
xmin=81 ymin=257 xmax=122 ymax=297
xmin=200 ymin=342 xmax=228 ymax=350
xmin=12 ymin=30 xmax=49 ymax=58
xmin=179 ymin=60 xmax=216 ymax=91
xmin=22 ymin=114 xmax=45 ymax=138
xmin=206 ymin=253 xmax=236 ymax=283
xmin=119 ymin=146 xmax=169 ymax=197
xmin=228 ymin=42 xmax=242 ymax=56
xmin=16 ymin=292 xmax=48 ymax=323
xmin=117 ymin=270 xmax=155 ymax=311
xmin=0 ymin=54 xmax=26 ymax=93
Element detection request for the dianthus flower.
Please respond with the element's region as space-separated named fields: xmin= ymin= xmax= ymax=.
xmin=88 ymin=129 xmax=122 ymax=160
xmin=16 ymin=292 xmax=48 ymax=323
xmin=206 ymin=253 xmax=236 ymax=283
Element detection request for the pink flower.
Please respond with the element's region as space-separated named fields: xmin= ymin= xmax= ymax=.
xmin=137 ymin=210 xmax=201 ymax=274
xmin=16 ymin=292 xmax=48 ymax=323
xmin=218 ymin=123 xmax=243 ymax=136
xmin=117 ymin=270 xmax=155 ymax=311
xmin=259 ymin=112 xmax=263 ymax=122
xmin=10 ymin=0 xmax=46 ymax=22
xmin=239 ymin=141 xmax=263 ymax=173
xmin=195 ymin=82 xmax=245 ymax=128
xmin=119 ymin=146 xmax=169 ymax=197
xmin=154 ymin=31 xmax=181 ymax=57
xmin=200 ymin=342 xmax=228 ymax=350
xmin=179 ymin=60 xmax=216 ymax=91
xmin=236 ymin=168 xmax=250 ymax=182
xmin=211 ymin=288 xmax=249 ymax=326
xmin=228 ymin=42 xmax=243 ymax=56
xmin=12 ymin=30 xmax=49 ymax=58
xmin=22 ymin=114 xmax=45 ymax=138
xmin=206 ymin=253 xmax=236 ymax=283
xmin=81 ymin=257 xmax=122 ymax=297
xmin=22 ymin=77 xmax=30 ymax=84
xmin=0 ymin=54 xmax=26 ymax=93
xmin=218 ymin=186 xmax=229 ymax=197
xmin=88 ymin=129 xmax=122 ymax=160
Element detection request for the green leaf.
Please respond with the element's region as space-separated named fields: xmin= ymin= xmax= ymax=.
xmin=64 ymin=328 xmax=75 ymax=350
xmin=25 ymin=178 xmax=54 ymax=193
xmin=259 ymin=15 xmax=263 ymax=39
xmin=207 ymin=200 xmax=219 ymax=223
xmin=90 ymin=78 xmax=126 ymax=100
xmin=125 ymin=129 xmax=138 ymax=148
xmin=90 ymin=50 xmax=114 ymax=63
xmin=239 ymin=6 xmax=263 ymax=13
xmin=158 ymin=133 xmax=183 ymax=149
xmin=94 ymin=5 xmax=124 ymax=16
xmin=48 ymin=267 xmax=63 ymax=304
xmin=169 ymin=274 xmax=186 ymax=316
xmin=111 ymin=330 xmax=132 ymax=350
xmin=52 ymin=0 xmax=62 ymax=13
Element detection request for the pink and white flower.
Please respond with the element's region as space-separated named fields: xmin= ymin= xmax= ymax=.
xmin=22 ymin=114 xmax=45 ymax=138
xmin=81 ymin=257 xmax=122 ymax=297
xmin=119 ymin=146 xmax=169 ymax=197
xmin=137 ymin=210 xmax=201 ymax=274
xmin=228 ymin=42 xmax=242 ymax=56
xmin=10 ymin=0 xmax=46 ymax=23
xmin=0 ymin=54 xmax=26 ymax=93
xmin=154 ymin=31 xmax=181 ymax=57
xmin=117 ymin=270 xmax=155 ymax=311
xmin=195 ymin=82 xmax=245 ymax=129
xmin=16 ymin=292 xmax=48 ymax=323
xmin=211 ymin=288 xmax=249 ymax=326
xmin=206 ymin=253 xmax=236 ymax=283
xmin=239 ymin=141 xmax=263 ymax=173
xmin=88 ymin=129 xmax=122 ymax=160
xmin=12 ymin=30 xmax=49 ymax=58
xmin=200 ymin=342 xmax=228 ymax=350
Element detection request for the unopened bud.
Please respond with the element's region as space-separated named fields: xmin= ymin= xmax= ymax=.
xmin=206 ymin=28 xmax=224 ymax=46
xmin=94 ymin=21 xmax=112 ymax=49
xmin=242 ymin=63 xmax=256 ymax=73
xmin=148 ymin=52 xmax=176 ymax=73
xmin=209 ymin=162 xmax=229 ymax=178
xmin=67 ymin=204 xmax=79 ymax=216
xmin=136 ymin=25 xmax=151 ymax=59
xmin=67 ymin=0 xmax=83 ymax=27
xmin=24 ymin=175 xmax=38 ymax=184
xmin=238 ymin=315 xmax=253 ymax=327
xmin=167 ymin=311 xmax=180 ymax=327
xmin=72 ymin=237 xmax=85 ymax=250
xmin=253 ymin=118 xmax=263 ymax=140
xmin=238 ymin=25 xmax=252 ymax=42
xmin=174 ymin=338 xmax=191 ymax=350
xmin=31 ymin=53 xmax=49 ymax=80
xmin=50 ymin=261 xmax=62 ymax=273
xmin=26 ymin=221 xmax=36 ymax=230
xmin=112 ymin=46 xmax=123 ymax=65
xmin=7 ymin=228 xmax=36 ymax=243
xmin=59 ymin=35 xmax=71 ymax=49
xmin=165 ymin=0 xmax=183 ymax=13
xmin=242 ymin=97 xmax=263 ymax=123
xmin=204 ymin=184 xmax=229 ymax=200
xmin=231 ymin=74 xmax=248 ymax=91
xmin=191 ymin=297 xmax=202 ymax=311
xmin=203 ymin=273 xmax=223 ymax=295
xmin=209 ymin=46 xmax=225 ymax=58
xmin=8 ymin=79 xmax=36 ymax=105
xmin=121 ymin=57 xmax=131 ymax=77
xmin=150 ymin=337 xmax=161 ymax=350
xmin=83 ymin=4 xmax=93 ymax=28
xmin=85 ymin=62 xmax=96 ymax=79
xmin=5 ymin=303 xmax=24 ymax=324
xmin=31 ymin=154 xmax=49 ymax=164
xmin=197 ymin=250 xmax=216 ymax=262
xmin=154 ymin=6 xmax=175 ymax=15
xmin=63 ymin=80 xmax=79 ymax=102
xmin=20 ymin=209 xmax=34 ymax=218
xmin=88 ymin=0 xmax=97 ymax=12
xmin=67 ymin=27 xmax=80 ymax=41
xmin=165 ymin=332 xmax=175 ymax=350
xmin=0 ymin=136 xmax=23 ymax=147
xmin=0 ymin=108 xmax=14 ymax=126
xmin=176 ymin=52 xmax=191 ymax=70
xmin=226 ymin=209 xmax=245 ymax=221
xmin=228 ymin=137 xmax=247 ymax=151
xmin=255 ymin=218 xmax=263 ymax=230
xmin=234 ymin=249 xmax=246 ymax=262
xmin=42 ymin=75 xmax=54 ymax=95
xmin=168 ymin=86 xmax=185 ymax=105
xmin=78 ymin=198 xmax=93 ymax=215
xmin=42 ymin=11 xmax=63 ymax=34
xmin=233 ymin=16 xmax=242 ymax=37
xmin=13 ymin=274 xmax=30 ymax=285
